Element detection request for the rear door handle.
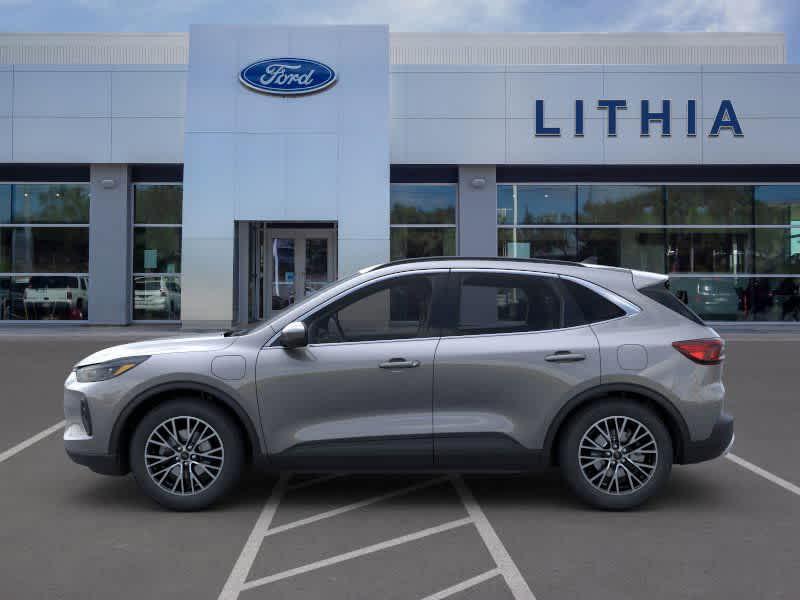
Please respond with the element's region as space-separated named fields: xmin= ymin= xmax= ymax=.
xmin=545 ymin=351 xmax=586 ymax=363
xmin=379 ymin=358 xmax=421 ymax=369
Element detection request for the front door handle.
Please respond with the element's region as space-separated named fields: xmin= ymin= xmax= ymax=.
xmin=545 ymin=351 xmax=586 ymax=363
xmin=379 ymin=358 xmax=421 ymax=369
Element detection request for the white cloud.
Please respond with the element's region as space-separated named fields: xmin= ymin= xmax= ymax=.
xmin=279 ymin=0 xmax=524 ymax=31
xmin=621 ymin=0 xmax=780 ymax=32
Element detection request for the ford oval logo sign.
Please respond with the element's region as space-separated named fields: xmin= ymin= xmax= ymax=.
xmin=239 ymin=58 xmax=337 ymax=96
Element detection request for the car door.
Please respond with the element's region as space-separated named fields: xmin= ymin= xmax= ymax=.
xmin=256 ymin=270 xmax=448 ymax=469
xmin=433 ymin=270 xmax=602 ymax=469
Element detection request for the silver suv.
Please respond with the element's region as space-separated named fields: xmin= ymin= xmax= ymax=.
xmin=64 ymin=258 xmax=733 ymax=511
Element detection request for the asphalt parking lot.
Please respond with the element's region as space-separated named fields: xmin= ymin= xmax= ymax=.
xmin=1 ymin=328 xmax=800 ymax=599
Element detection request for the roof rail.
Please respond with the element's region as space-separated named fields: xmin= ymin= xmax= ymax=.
xmin=376 ymin=256 xmax=589 ymax=269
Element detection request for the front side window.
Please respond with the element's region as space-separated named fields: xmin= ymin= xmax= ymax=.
xmin=132 ymin=184 xmax=182 ymax=321
xmin=307 ymin=274 xmax=438 ymax=344
xmin=390 ymin=184 xmax=457 ymax=260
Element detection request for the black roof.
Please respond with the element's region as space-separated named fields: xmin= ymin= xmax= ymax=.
xmin=378 ymin=256 xmax=587 ymax=269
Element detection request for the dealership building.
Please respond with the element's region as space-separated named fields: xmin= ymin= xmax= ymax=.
xmin=0 ymin=27 xmax=799 ymax=327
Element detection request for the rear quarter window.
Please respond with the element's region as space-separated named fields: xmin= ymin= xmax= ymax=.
xmin=558 ymin=279 xmax=627 ymax=326
xmin=639 ymin=282 xmax=705 ymax=325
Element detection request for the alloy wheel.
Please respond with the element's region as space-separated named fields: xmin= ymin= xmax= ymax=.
xmin=144 ymin=416 xmax=225 ymax=496
xmin=578 ymin=416 xmax=658 ymax=495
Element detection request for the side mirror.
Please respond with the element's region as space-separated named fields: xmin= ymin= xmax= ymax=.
xmin=280 ymin=321 xmax=308 ymax=349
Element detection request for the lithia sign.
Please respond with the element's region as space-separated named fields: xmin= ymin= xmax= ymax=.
xmin=535 ymin=99 xmax=743 ymax=138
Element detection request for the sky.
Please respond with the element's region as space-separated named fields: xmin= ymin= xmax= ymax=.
xmin=0 ymin=0 xmax=797 ymax=62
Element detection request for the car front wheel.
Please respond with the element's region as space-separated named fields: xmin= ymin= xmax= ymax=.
xmin=558 ymin=400 xmax=673 ymax=510
xmin=130 ymin=399 xmax=244 ymax=511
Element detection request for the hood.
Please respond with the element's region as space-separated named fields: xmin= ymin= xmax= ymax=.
xmin=75 ymin=334 xmax=236 ymax=367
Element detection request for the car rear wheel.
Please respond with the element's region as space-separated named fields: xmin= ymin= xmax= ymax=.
xmin=558 ymin=400 xmax=673 ymax=510
xmin=130 ymin=399 xmax=244 ymax=511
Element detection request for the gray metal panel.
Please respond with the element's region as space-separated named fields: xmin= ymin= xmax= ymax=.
xmin=457 ymin=166 xmax=496 ymax=257
xmin=88 ymin=164 xmax=130 ymax=325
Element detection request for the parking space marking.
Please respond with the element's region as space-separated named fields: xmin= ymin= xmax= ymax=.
xmin=218 ymin=473 xmax=290 ymax=600
xmin=419 ymin=568 xmax=501 ymax=600
xmin=263 ymin=476 xmax=450 ymax=539
xmin=240 ymin=517 xmax=473 ymax=591
xmin=726 ymin=453 xmax=800 ymax=497
xmin=0 ymin=420 xmax=65 ymax=465
xmin=452 ymin=475 xmax=537 ymax=600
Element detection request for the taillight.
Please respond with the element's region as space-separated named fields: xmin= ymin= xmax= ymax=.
xmin=67 ymin=290 xmax=73 ymax=300
xmin=672 ymin=339 xmax=725 ymax=365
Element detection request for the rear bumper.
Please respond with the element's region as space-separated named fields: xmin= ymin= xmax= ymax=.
xmin=680 ymin=412 xmax=734 ymax=464
xmin=66 ymin=449 xmax=128 ymax=476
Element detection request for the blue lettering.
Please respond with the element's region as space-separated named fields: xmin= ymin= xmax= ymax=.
xmin=687 ymin=100 xmax=697 ymax=136
xmin=535 ymin=100 xmax=561 ymax=136
xmin=709 ymin=100 xmax=743 ymax=136
xmin=597 ymin=100 xmax=627 ymax=136
xmin=575 ymin=100 xmax=584 ymax=137
xmin=641 ymin=99 xmax=671 ymax=137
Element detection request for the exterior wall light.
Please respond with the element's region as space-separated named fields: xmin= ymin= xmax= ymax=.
xmin=470 ymin=177 xmax=486 ymax=189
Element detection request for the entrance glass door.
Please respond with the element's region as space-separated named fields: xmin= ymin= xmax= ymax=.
xmin=266 ymin=228 xmax=336 ymax=317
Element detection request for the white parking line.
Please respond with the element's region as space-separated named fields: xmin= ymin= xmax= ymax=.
xmin=240 ymin=517 xmax=473 ymax=591
xmin=726 ymin=453 xmax=800 ymax=497
xmin=218 ymin=473 xmax=289 ymax=600
xmin=452 ymin=475 xmax=537 ymax=600
xmin=263 ymin=476 xmax=450 ymax=539
xmin=0 ymin=420 xmax=65 ymax=465
xmin=419 ymin=568 xmax=501 ymax=600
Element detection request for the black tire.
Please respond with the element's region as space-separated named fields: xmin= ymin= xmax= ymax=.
xmin=130 ymin=398 xmax=244 ymax=511
xmin=558 ymin=400 xmax=673 ymax=510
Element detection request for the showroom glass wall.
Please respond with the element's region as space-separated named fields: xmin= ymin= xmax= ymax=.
xmin=0 ymin=183 xmax=90 ymax=321
xmin=390 ymin=183 xmax=457 ymax=259
xmin=132 ymin=184 xmax=182 ymax=321
xmin=498 ymin=184 xmax=800 ymax=322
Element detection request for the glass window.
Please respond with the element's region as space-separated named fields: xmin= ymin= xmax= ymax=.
xmin=307 ymin=274 xmax=436 ymax=344
xmin=1 ymin=227 xmax=89 ymax=273
xmin=666 ymin=186 xmax=752 ymax=225
xmin=132 ymin=184 xmax=182 ymax=320
xmin=454 ymin=272 xmax=564 ymax=335
xmin=559 ymin=279 xmax=626 ymax=324
xmin=2 ymin=184 xmax=89 ymax=224
xmin=390 ymin=184 xmax=456 ymax=259
xmin=578 ymin=229 xmax=665 ymax=272
xmin=640 ymin=281 xmax=705 ymax=325
xmin=754 ymin=185 xmax=800 ymax=225
xmin=578 ymin=185 xmax=662 ymax=225
xmin=498 ymin=228 xmax=577 ymax=261
xmin=498 ymin=185 xmax=575 ymax=225
xmin=667 ymin=229 xmax=752 ymax=274
xmin=133 ymin=275 xmax=181 ymax=320
xmin=133 ymin=227 xmax=181 ymax=273
xmin=755 ymin=228 xmax=800 ymax=274
xmin=390 ymin=228 xmax=455 ymax=260
xmin=390 ymin=184 xmax=456 ymax=225
xmin=134 ymin=185 xmax=182 ymax=225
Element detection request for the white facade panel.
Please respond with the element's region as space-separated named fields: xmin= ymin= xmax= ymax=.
xmin=13 ymin=117 xmax=111 ymax=162
xmin=606 ymin=118 xmax=702 ymax=164
xmin=603 ymin=70 xmax=701 ymax=118
xmin=0 ymin=118 xmax=10 ymax=160
xmin=234 ymin=134 xmax=286 ymax=221
xmin=111 ymin=117 xmax=184 ymax=162
xmin=182 ymin=132 xmax=235 ymax=238
xmin=403 ymin=117 xmax=505 ymax=164
xmin=111 ymin=70 xmax=186 ymax=116
xmin=285 ymin=133 xmax=339 ymax=221
xmin=337 ymin=134 xmax=390 ymax=239
xmin=702 ymin=71 xmax=800 ymax=118
xmin=507 ymin=117 xmax=605 ymax=164
xmin=183 ymin=27 xmax=238 ymax=134
xmin=506 ymin=70 xmax=603 ymax=119
xmin=702 ymin=118 xmax=799 ymax=164
xmin=402 ymin=71 xmax=505 ymax=118
xmin=14 ymin=70 xmax=110 ymax=117
xmin=0 ymin=69 xmax=11 ymax=117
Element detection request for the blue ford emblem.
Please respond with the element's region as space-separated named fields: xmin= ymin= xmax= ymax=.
xmin=239 ymin=58 xmax=337 ymax=96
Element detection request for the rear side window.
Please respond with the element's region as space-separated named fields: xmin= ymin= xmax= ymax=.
xmin=453 ymin=273 xmax=565 ymax=335
xmin=558 ymin=279 xmax=627 ymax=325
xmin=639 ymin=281 xmax=705 ymax=326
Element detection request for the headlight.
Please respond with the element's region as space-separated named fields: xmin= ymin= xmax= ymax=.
xmin=75 ymin=356 xmax=149 ymax=383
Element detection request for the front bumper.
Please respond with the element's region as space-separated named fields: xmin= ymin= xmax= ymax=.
xmin=680 ymin=411 xmax=734 ymax=464
xmin=66 ymin=449 xmax=127 ymax=476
